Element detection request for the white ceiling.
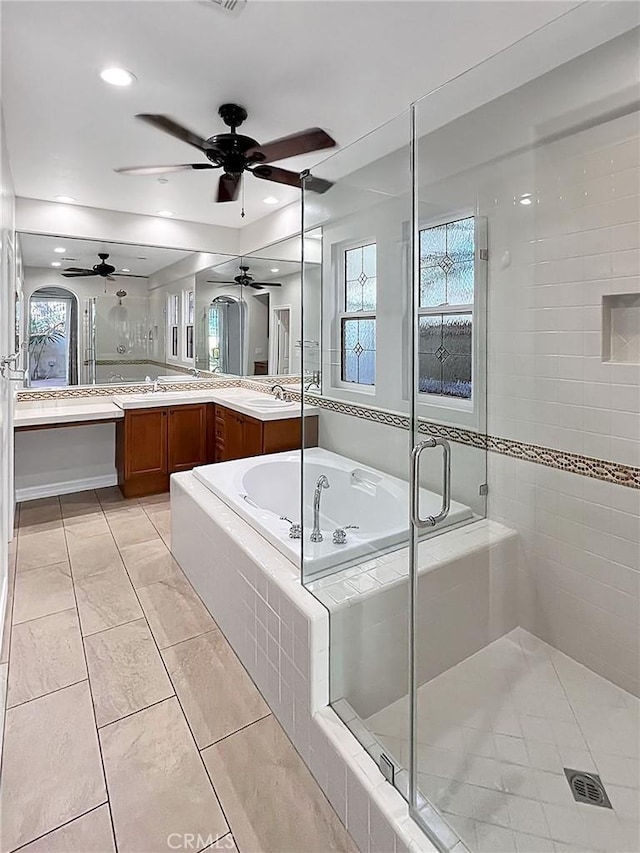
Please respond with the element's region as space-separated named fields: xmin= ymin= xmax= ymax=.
xmin=1 ymin=0 xmax=578 ymax=228
xmin=19 ymin=233 xmax=193 ymax=276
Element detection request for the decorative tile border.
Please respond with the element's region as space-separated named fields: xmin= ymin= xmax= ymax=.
xmin=14 ymin=380 xmax=639 ymax=489
xmin=284 ymin=390 xmax=640 ymax=490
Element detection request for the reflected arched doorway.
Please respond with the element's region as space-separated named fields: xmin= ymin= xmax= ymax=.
xmin=28 ymin=286 xmax=79 ymax=387
xmin=207 ymin=294 xmax=246 ymax=375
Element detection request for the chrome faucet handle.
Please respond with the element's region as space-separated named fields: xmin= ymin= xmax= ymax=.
xmin=280 ymin=517 xmax=302 ymax=540
xmin=332 ymin=525 xmax=359 ymax=545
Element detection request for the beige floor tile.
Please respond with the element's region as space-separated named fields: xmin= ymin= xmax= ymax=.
xmin=202 ymin=833 xmax=238 ymax=853
xmin=18 ymin=497 xmax=61 ymax=528
xmin=202 ymin=715 xmax=356 ymax=853
xmin=8 ymin=609 xmax=86 ymax=707
xmin=107 ymin=512 xmax=160 ymax=548
xmin=13 ymin=562 xmax=75 ymax=624
xmin=17 ymin=527 xmax=68 ymax=573
xmin=100 ymin=697 xmax=228 ymax=853
xmin=162 ymin=630 xmax=269 ymax=748
xmin=146 ymin=507 xmax=171 ymax=538
xmin=0 ymin=681 xmax=107 ymax=851
xmin=60 ymin=491 xmax=101 ymax=518
xmin=120 ymin=538 xmax=181 ymax=589
xmin=138 ymin=572 xmax=216 ymax=649
xmin=67 ymin=532 xmax=124 ymax=580
xmin=96 ymin=485 xmax=136 ymax=507
xmin=85 ymin=618 xmax=174 ymax=726
xmin=16 ymin=804 xmax=116 ymax=853
xmin=138 ymin=492 xmax=170 ymax=508
xmin=0 ymin=662 xmax=7 ymax=766
xmin=75 ymin=565 xmax=143 ymax=636
xmin=1 ymin=556 xmax=16 ymax=663
xmin=64 ymin=514 xmax=111 ymax=541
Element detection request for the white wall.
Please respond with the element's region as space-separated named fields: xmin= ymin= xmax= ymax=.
xmin=0 ymin=104 xmax=16 ymax=670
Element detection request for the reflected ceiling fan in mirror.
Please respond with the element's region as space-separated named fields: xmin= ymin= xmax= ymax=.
xmin=208 ymin=264 xmax=282 ymax=291
xmin=115 ymin=103 xmax=336 ymax=206
xmin=61 ymin=252 xmax=145 ymax=281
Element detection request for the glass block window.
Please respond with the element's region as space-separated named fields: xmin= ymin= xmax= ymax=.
xmin=418 ymin=217 xmax=475 ymax=401
xmin=341 ymin=243 xmax=376 ymax=386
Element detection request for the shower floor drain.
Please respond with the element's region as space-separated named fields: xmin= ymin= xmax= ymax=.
xmin=564 ymin=768 xmax=612 ymax=808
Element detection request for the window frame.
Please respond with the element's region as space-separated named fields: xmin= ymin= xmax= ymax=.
xmin=407 ymin=212 xmax=487 ymax=428
xmin=337 ymin=239 xmax=377 ymax=390
xmin=167 ymin=292 xmax=180 ymax=362
xmin=183 ymin=288 xmax=195 ymax=362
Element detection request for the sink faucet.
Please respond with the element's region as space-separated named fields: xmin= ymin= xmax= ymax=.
xmin=310 ymin=474 xmax=330 ymax=543
xmin=271 ymin=384 xmax=286 ymax=401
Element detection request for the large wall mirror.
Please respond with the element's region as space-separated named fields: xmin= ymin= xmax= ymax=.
xmin=18 ymin=231 xmax=321 ymax=389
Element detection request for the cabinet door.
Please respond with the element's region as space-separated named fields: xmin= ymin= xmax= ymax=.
xmin=222 ymin=409 xmax=246 ymax=461
xmin=168 ymin=404 xmax=208 ymax=472
xmin=119 ymin=408 xmax=170 ymax=497
xmin=242 ymin=415 xmax=264 ymax=458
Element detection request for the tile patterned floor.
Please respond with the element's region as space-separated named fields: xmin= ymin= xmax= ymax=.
xmin=0 ymin=489 xmax=357 ymax=853
xmin=367 ymin=629 xmax=640 ymax=853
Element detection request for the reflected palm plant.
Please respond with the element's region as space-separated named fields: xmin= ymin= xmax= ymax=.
xmin=28 ymin=304 xmax=66 ymax=380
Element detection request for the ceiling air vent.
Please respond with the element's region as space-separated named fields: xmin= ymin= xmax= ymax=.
xmin=202 ymin=0 xmax=247 ymax=15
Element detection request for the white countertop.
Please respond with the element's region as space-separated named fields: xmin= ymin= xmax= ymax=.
xmin=113 ymin=387 xmax=317 ymax=422
xmin=14 ymin=401 xmax=123 ymax=428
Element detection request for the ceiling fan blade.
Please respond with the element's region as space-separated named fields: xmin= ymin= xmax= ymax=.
xmin=251 ymin=165 xmax=302 ymax=189
xmin=136 ymin=114 xmax=210 ymax=152
xmin=114 ymin=273 xmax=148 ymax=279
xmin=206 ymin=280 xmax=238 ymax=284
xmin=106 ymin=275 xmax=117 ymax=282
xmin=216 ymin=173 xmax=241 ymax=203
xmin=115 ymin=164 xmax=217 ymax=175
xmin=62 ymin=271 xmax=97 ymax=277
xmin=246 ymin=128 xmax=336 ymax=164
xmin=250 ymin=284 xmax=265 ymax=290
xmin=63 ymin=267 xmax=94 ymax=274
xmin=251 ymin=282 xmax=282 ymax=288
xmin=251 ymin=165 xmax=333 ymax=194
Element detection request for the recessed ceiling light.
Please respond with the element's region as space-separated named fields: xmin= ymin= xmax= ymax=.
xmin=263 ymin=196 xmax=278 ymax=205
xmin=121 ymin=268 xmax=130 ymax=273
xmin=270 ymin=268 xmax=279 ymax=273
xmin=519 ymin=197 xmax=532 ymax=205
xmin=54 ymin=195 xmax=77 ymax=203
xmin=156 ymin=209 xmax=173 ymax=217
xmin=100 ymin=67 xmax=136 ymax=87
xmin=54 ymin=247 xmax=66 ymax=253
xmin=51 ymin=261 xmax=61 ymax=267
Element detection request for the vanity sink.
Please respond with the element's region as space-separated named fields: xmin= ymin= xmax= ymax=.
xmin=244 ymin=397 xmax=295 ymax=409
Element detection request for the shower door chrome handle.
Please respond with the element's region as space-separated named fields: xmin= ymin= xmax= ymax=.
xmin=410 ymin=437 xmax=451 ymax=529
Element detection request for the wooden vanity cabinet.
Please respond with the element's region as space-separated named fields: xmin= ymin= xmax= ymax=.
xmin=117 ymin=401 xmax=318 ymax=497
xmin=214 ymin=404 xmax=317 ymax=463
xmin=117 ymin=403 xmax=210 ymax=497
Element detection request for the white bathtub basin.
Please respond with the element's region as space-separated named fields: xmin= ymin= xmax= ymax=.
xmin=193 ymin=448 xmax=473 ymax=577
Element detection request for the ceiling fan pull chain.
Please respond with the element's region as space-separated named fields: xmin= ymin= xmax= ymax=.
xmin=241 ymin=178 xmax=245 ymax=219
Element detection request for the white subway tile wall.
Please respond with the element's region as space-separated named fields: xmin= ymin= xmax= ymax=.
xmin=485 ymin=112 xmax=640 ymax=696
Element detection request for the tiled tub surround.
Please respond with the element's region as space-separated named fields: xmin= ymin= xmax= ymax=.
xmin=171 ymin=472 xmax=455 ymax=853
xmin=307 ymin=520 xmax=518 ymax=720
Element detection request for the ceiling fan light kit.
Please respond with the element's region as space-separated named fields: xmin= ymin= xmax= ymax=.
xmin=116 ymin=103 xmax=337 ymax=205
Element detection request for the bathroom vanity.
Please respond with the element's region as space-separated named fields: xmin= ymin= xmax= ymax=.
xmin=113 ymin=389 xmax=318 ymax=497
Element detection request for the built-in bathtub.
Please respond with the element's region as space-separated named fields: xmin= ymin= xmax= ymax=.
xmin=193 ymin=447 xmax=474 ymax=578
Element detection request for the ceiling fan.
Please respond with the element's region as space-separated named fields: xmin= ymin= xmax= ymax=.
xmin=207 ymin=264 xmax=282 ymax=291
xmin=115 ymin=103 xmax=336 ymax=203
xmin=61 ymin=253 xmax=143 ymax=281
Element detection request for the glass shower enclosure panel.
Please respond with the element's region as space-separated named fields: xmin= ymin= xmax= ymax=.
xmin=301 ymin=109 xmax=456 ymax=808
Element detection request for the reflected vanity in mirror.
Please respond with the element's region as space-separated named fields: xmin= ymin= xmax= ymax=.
xmin=20 ymin=233 xmax=198 ymax=387
xmin=16 ymin=230 xmax=322 ymax=390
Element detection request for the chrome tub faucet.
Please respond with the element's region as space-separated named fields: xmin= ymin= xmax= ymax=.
xmin=310 ymin=474 xmax=330 ymax=543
